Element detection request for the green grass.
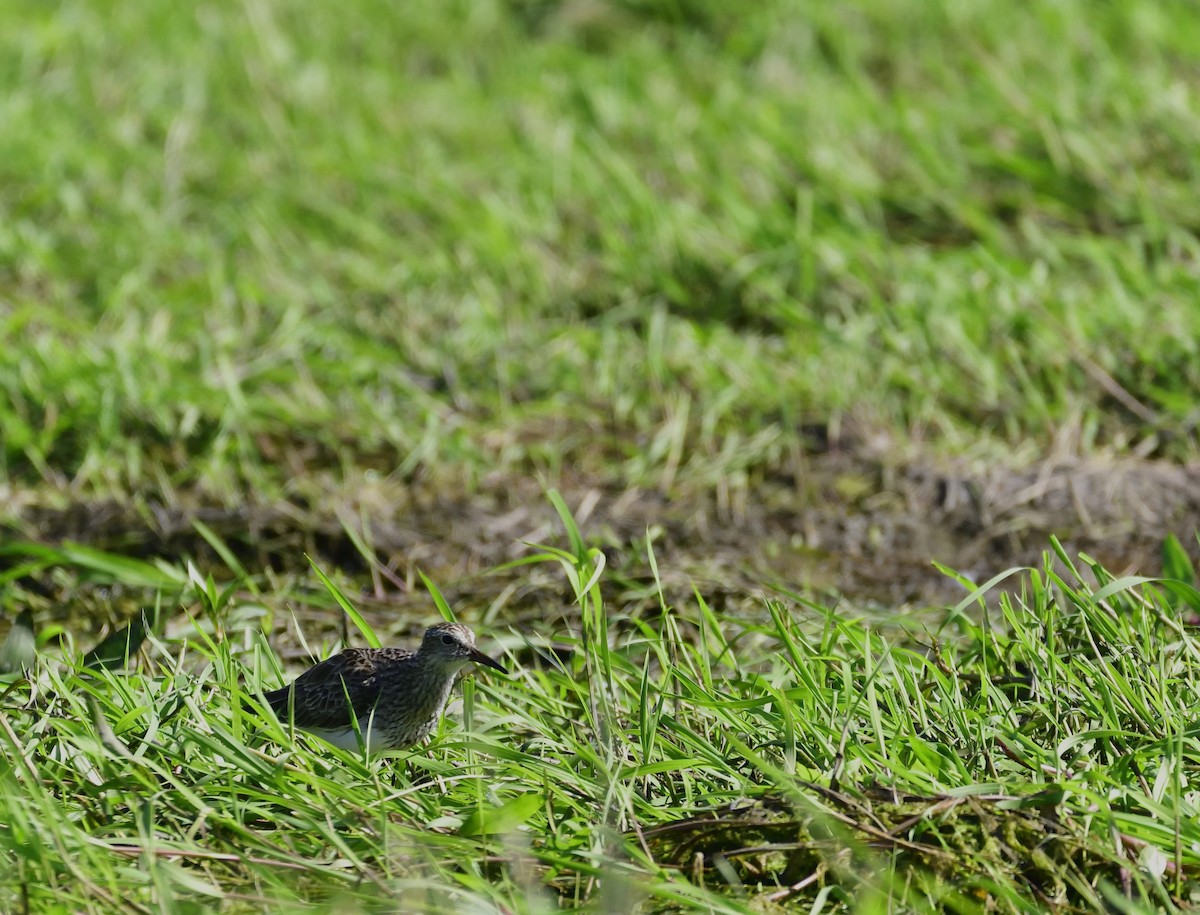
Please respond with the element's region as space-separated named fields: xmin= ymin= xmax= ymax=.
xmin=3 ymin=510 xmax=1200 ymax=912
xmin=3 ymin=0 xmax=1200 ymax=506
xmin=4 ymin=1 xmax=1200 ymax=911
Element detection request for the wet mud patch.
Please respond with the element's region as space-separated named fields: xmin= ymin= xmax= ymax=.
xmin=3 ymin=453 xmax=1199 ymax=640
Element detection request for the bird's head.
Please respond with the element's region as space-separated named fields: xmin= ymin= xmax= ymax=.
xmin=421 ymin=622 xmax=506 ymax=674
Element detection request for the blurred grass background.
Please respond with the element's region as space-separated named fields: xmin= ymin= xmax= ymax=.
xmin=3 ymin=0 xmax=1199 ymax=512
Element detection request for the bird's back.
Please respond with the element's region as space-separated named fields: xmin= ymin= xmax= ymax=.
xmin=261 ymin=647 xmax=417 ymax=730
xmin=259 ymin=645 xmax=458 ymax=751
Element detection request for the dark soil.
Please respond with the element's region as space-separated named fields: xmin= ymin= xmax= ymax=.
xmin=5 ymin=453 xmax=1199 ymax=634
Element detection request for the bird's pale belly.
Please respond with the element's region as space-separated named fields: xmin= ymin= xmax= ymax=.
xmin=305 ymin=713 xmax=439 ymax=754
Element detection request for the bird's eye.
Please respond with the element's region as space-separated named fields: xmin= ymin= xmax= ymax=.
xmin=441 ymin=634 xmax=455 ymax=645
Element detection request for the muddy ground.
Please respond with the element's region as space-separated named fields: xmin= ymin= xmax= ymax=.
xmin=6 ymin=451 xmax=1199 ymax=640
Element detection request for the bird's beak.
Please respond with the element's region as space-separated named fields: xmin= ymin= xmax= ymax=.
xmin=469 ymin=647 xmax=506 ymax=674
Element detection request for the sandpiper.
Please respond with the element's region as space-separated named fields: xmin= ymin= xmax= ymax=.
xmin=258 ymin=622 xmax=505 ymax=753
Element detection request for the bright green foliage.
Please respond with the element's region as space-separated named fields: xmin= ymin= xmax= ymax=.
xmin=2 ymin=530 xmax=1200 ymax=911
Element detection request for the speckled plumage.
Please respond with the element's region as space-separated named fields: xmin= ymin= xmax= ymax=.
xmin=260 ymin=622 xmax=504 ymax=753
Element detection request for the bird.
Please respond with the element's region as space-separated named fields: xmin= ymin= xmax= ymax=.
xmin=256 ymin=622 xmax=505 ymax=753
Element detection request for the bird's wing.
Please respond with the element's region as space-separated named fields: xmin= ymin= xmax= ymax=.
xmin=262 ymin=648 xmax=398 ymax=730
